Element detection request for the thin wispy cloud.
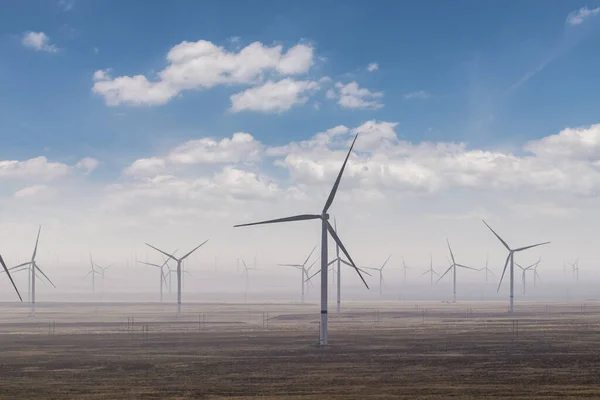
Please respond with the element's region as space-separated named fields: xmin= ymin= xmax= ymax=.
xmin=566 ymin=6 xmax=600 ymax=26
xmin=21 ymin=31 xmax=59 ymax=53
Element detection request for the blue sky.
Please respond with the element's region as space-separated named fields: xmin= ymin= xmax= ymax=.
xmin=1 ymin=0 xmax=599 ymax=177
xmin=3 ymin=0 xmax=600 ymax=292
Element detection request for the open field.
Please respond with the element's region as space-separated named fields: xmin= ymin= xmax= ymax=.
xmin=1 ymin=301 xmax=600 ymax=399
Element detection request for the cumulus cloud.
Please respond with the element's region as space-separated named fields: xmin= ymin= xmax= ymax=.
xmin=22 ymin=31 xmax=58 ymax=53
xmin=92 ymin=40 xmax=315 ymax=106
xmin=367 ymin=62 xmax=379 ymax=72
xmin=566 ymin=6 xmax=600 ymax=26
xmin=75 ymin=157 xmax=100 ymax=174
xmin=0 ymin=157 xmax=70 ymax=181
xmin=327 ymin=81 xmax=383 ymax=109
xmin=230 ymin=79 xmax=319 ymax=113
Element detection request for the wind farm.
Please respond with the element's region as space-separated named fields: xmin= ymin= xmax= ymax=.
xmin=4 ymin=1 xmax=600 ymax=397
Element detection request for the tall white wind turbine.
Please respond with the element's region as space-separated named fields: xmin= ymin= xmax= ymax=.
xmin=240 ymin=257 xmax=257 ymax=302
xmin=516 ymin=258 xmax=540 ymax=295
xmin=482 ymin=220 xmax=549 ymax=313
xmin=83 ymin=252 xmax=101 ymax=293
xmin=234 ymin=134 xmax=368 ymax=346
xmin=481 ymin=254 xmax=495 ymax=284
xmin=146 ymin=241 xmax=209 ymax=316
xmin=436 ymin=239 xmax=478 ymax=303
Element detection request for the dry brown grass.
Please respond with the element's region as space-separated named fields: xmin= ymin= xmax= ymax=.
xmin=0 ymin=301 xmax=599 ymax=399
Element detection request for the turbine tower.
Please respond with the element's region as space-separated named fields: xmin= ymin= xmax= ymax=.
xmin=422 ymin=255 xmax=438 ymax=285
xmin=146 ymin=240 xmax=209 ymax=316
xmin=436 ymin=239 xmax=478 ymax=303
xmin=482 ymin=220 xmax=549 ymax=313
xmin=0 ymin=253 xmax=22 ymax=301
xmin=234 ymin=133 xmax=368 ymax=346
xmin=364 ymin=255 xmax=392 ymax=296
xmin=279 ymin=246 xmax=318 ymax=303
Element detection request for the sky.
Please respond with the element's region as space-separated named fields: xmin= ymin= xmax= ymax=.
xmin=1 ymin=1 xmax=600 ymax=298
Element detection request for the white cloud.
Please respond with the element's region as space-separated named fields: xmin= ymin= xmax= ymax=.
xmin=75 ymin=157 xmax=99 ymax=174
xmin=124 ymin=157 xmax=167 ymax=177
xmin=167 ymin=132 xmax=263 ymax=164
xmin=566 ymin=6 xmax=600 ymax=26
xmin=328 ymin=81 xmax=383 ymax=109
xmin=404 ymin=90 xmax=431 ymax=100
xmin=0 ymin=157 xmax=70 ymax=181
xmin=367 ymin=62 xmax=379 ymax=72
xmin=524 ymin=123 xmax=600 ymax=160
xmin=21 ymin=32 xmax=58 ymax=53
xmin=230 ymin=79 xmax=319 ymax=113
xmin=58 ymin=0 xmax=75 ymax=11
xmin=92 ymin=40 xmax=315 ymax=106
xmin=14 ymin=184 xmax=57 ymax=200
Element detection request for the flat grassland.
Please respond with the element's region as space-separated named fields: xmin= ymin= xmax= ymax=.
xmin=1 ymin=301 xmax=599 ymax=399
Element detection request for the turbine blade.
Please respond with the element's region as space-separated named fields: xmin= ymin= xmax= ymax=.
xmin=82 ymin=270 xmax=92 ymax=279
xmin=482 ymin=220 xmax=511 ymax=250
xmin=514 ymin=242 xmax=550 ymax=252
xmin=305 ymin=269 xmax=320 ymax=282
xmin=234 ymin=214 xmax=321 ymax=228
xmin=326 ymin=221 xmax=368 ymax=289
xmin=381 ymin=254 xmax=392 ymax=270
xmin=181 ymin=239 xmax=209 ymax=260
xmin=30 ymin=225 xmax=41 ymax=262
xmin=497 ymin=254 xmax=511 ymax=292
xmin=302 ymin=246 xmax=318 ymax=267
xmin=446 ymin=239 xmax=456 ymax=265
xmin=0 ymin=254 xmax=22 ymax=301
xmin=436 ymin=265 xmax=453 ymax=283
xmin=421 ymin=270 xmax=429 ymax=276
xmin=322 ymin=133 xmax=358 ymax=214
xmin=326 ymin=259 xmax=337 ymax=267
xmin=140 ymin=261 xmax=161 ymax=268
xmin=35 ymin=264 xmax=56 ymax=288
xmin=7 ymin=262 xmax=32 ymax=271
xmin=146 ymin=243 xmax=177 ymax=261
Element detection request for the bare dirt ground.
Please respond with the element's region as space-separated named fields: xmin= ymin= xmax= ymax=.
xmin=1 ymin=300 xmax=599 ymax=399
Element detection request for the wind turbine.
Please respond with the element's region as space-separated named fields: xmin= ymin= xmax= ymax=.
xmin=145 ymin=240 xmax=209 ymax=316
xmin=422 ymin=255 xmax=438 ymax=285
xmin=279 ymin=246 xmax=317 ymax=303
xmin=570 ymin=259 xmax=580 ymax=284
xmin=0 ymin=253 xmax=22 ymax=301
xmin=400 ymin=257 xmax=410 ymax=284
xmin=234 ymin=133 xmax=368 ymax=346
xmin=482 ymin=220 xmax=549 ymax=313
xmin=436 ymin=239 xmax=478 ymax=303
xmin=83 ymin=252 xmax=101 ymax=293
xmin=364 ymin=255 xmax=392 ymax=296
xmin=481 ymin=254 xmax=495 ymax=284
xmin=241 ymin=257 xmax=256 ymax=303
xmin=7 ymin=227 xmax=55 ymax=314
xmin=139 ymin=250 xmax=177 ymax=302
xmin=516 ymin=258 xmax=540 ymax=295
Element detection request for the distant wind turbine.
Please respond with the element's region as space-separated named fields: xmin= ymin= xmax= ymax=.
xmin=241 ymin=257 xmax=256 ymax=303
xmin=422 ymin=255 xmax=438 ymax=285
xmin=570 ymin=258 xmax=579 ymax=285
xmin=279 ymin=246 xmax=318 ymax=303
xmin=140 ymin=250 xmax=177 ymax=302
xmin=365 ymin=255 xmax=392 ymax=296
xmin=234 ymin=133 xmax=368 ymax=346
xmin=481 ymin=254 xmax=495 ymax=284
xmin=146 ymin=240 xmax=209 ymax=316
xmin=436 ymin=239 xmax=478 ymax=303
xmin=7 ymin=227 xmax=55 ymax=314
xmin=516 ymin=258 xmax=540 ymax=295
xmin=482 ymin=220 xmax=549 ymax=313
xmin=400 ymin=257 xmax=410 ymax=284
xmin=83 ymin=252 xmax=101 ymax=293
